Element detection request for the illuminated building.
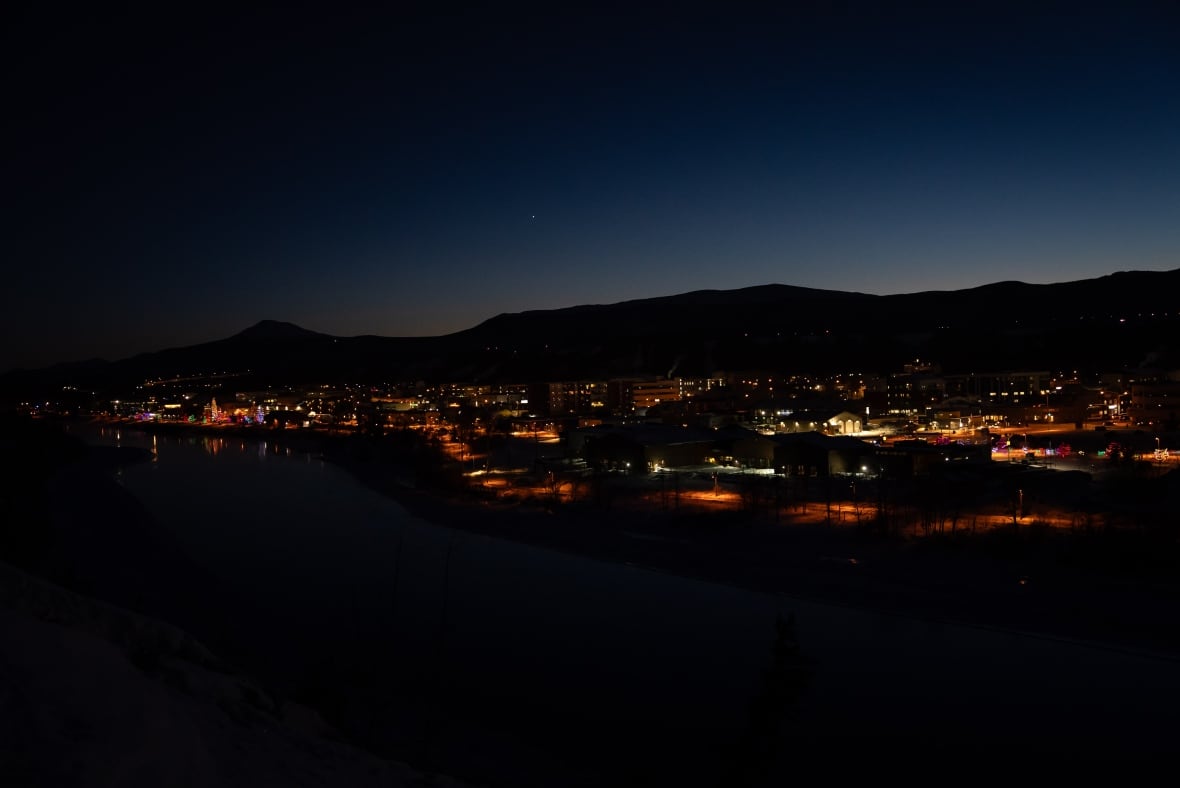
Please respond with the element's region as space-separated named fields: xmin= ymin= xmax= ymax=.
xmin=631 ymin=379 xmax=682 ymax=411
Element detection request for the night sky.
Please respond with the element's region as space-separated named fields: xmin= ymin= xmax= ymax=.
xmin=5 ymin=3 xmax=1179 ymax=372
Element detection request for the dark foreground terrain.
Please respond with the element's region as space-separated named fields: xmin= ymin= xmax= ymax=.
xmin=4 ymin=416 xmax=1180 ymax=786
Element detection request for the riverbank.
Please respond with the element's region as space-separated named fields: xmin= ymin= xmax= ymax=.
xmin=0 ymin=414 xmax=477 ymax=788
xmin=326 ymin=444 xmax=1180 ymax=660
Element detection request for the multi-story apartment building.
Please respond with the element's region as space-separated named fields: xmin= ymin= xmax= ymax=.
xmin=1129 ymin=382 xmax=1180 ymax=427
xmin=631 ymin=379 xmax=682 ymax=411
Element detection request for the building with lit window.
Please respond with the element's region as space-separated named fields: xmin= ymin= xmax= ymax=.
xmin=1129 ymin=382 xmax=1180 ymax=427
xmin=631 ymin=379 xmax=682 ymax=411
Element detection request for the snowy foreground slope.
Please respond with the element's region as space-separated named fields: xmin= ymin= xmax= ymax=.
xmin=0 ymin=561 xmax=476 ymax=788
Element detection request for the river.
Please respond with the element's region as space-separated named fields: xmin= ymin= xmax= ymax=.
xmin=72 ymin=424 xmax=1180 ymax=784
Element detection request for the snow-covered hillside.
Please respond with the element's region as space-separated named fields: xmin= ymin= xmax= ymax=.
xmin=0 ymin=560 xmax=476 ymax=788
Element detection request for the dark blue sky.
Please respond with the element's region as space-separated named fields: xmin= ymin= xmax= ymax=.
xmin=5 ymin=2 xmax=1179 ymax=371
